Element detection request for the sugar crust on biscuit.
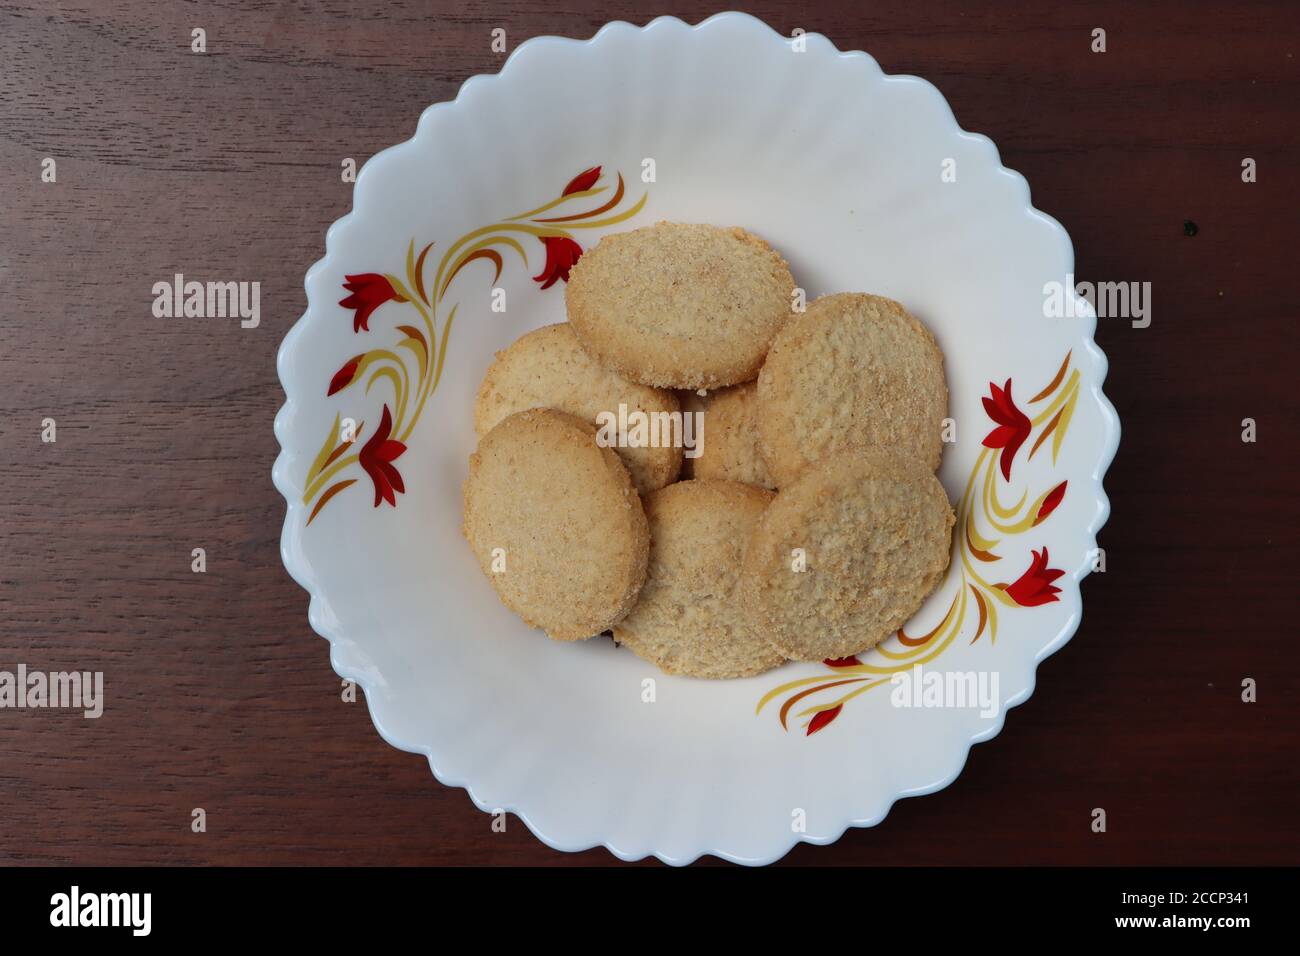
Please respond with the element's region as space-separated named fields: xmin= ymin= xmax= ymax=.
xmin=566 ymin=221 xmax=795 ymax=390
xmin=756 ymin=292 xmax=948 ymax=486
xmin=463 ymin=408 xmax=650 ymax=641
xmin=474 ymin=322 xmax=683 ymax=495
xmin=614 ymin=480 xmax=783 ymax=679
xmin=739 ymin=450 xmax=955 ymax=661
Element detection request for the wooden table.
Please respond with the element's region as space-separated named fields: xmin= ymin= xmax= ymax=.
xmin=1 ymin=0 xmax=1295 ymax=866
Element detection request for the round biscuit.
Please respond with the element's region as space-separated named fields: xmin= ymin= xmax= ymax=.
xmin=565 ymin=222 xmax=795 ymax=389
xmin=474 ymin=323 xmax=682 ymax=495
xmin=756 ymin=292 xmax=948 ymax=486
xmin=613 ymin=480 xmax=784 ymax=679
xmin=463 ymin=408 xmax=649 ymax=641
xmin=691 ymin=381 xmax=776 ymax=490
xmin=739 ymin=449 xmax=955 ymax=661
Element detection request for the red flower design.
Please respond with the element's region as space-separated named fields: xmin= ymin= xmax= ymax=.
xmin=562 ymin=165 xmax=601 ymax=196
xmin=327 ymin=355 xmax=364 ymax=396
xmin=1034 ymin=481 xmax=1067 ymax=525
xmin=982 ymin=379 xmax=1032 ymax=481
xmin=532 ymin=236 xmax=583 ymax=290
xmin=358 ymin=404 xmax=407 ymax=508
xmin=1003 ymin=547 xmax=1065 ymax=607
xmin=339 ymin=273 xmax=406 ymax=333
xmin=806 ymin=705 xmax=842 ymax=736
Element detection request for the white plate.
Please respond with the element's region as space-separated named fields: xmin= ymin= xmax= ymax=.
xmin=273 ymin=12 xmax=1119 ymax=865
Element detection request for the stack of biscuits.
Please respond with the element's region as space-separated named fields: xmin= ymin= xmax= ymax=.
xmin=463 ymin=222 xmax=955 ymax=679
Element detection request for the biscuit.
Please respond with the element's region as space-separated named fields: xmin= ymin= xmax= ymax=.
xmin=475 ymin=323 xmax=682 ymax=495
xmin=739 ymin=450 xmax=954 ymax=662
xmin=463 ymin=408 xmax=649 ymax=641
xmin=690 ymin=381 xmax=776 ymax=490
xmin=566 ymin=222 xmax=795 ymax=389
xmin=613 ymin=480 xmax=784 ymax=679
xmin=756 ymin=293 xmax=947 ymax=486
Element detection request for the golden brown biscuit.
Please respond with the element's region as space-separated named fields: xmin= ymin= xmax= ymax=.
xmin=475 ymin=323 xmax=682 ymax=495
xmin=614 ymin=480 xmax=783 ymax=679
xmin=756 ymin=293 xmax=948 ymax=486
xmin=739 ymin=449 xmax=954 ymax=662
xmin=463 ymin=409 xmax=649 ymax=641
xmin=566 ymin=222 xmax=795 ymax=389
xmin=691 ymin=381 xmax=776 ymax=490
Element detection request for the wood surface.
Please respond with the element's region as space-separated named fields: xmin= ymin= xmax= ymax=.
xmin=0 ymin=0 xmax=1296 ymax=865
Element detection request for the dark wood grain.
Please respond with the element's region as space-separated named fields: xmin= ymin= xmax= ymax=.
xmin=1 ymin=0 xmax=1296 ymax=866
